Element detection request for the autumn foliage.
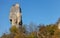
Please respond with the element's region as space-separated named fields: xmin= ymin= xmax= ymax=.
xmin=1 ymin=22 xmax=60 ymax=38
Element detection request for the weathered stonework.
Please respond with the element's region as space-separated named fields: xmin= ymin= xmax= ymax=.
xmin=57 ymin=18 xmax=60 ymax=29
xmin=9 ymin=3 xmax=22 ymax=28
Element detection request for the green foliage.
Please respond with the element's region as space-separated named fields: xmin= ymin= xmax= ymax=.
xmin=37 ymin=24 xmax=60 ymax=38
xmin=10 ymin=26 xmax=18 ymax=33
xmin=1 ymin=33 xmax=11 ymax=38
xmin=27 ymin=32 xmax=37 ymax=38
xmin=1 ymin=23 xmax=60 ymax=38
xmin=14 ymin=33 xmax=26 ymax=38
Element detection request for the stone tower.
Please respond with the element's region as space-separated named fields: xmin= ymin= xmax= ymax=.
xmin=9 ymin=3 xmax=22 ymax=28
xmin=57 ymin=18 xmax=60 ymax=29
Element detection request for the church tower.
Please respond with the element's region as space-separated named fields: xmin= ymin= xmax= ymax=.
xmin=9 ymin=3 xmax=22 ymax=28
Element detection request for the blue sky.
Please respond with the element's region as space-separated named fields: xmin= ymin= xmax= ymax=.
xmin=0 ymin=0 xmax=60 ymax=36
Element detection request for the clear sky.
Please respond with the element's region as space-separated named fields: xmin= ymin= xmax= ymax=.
xmin=0 ymin=0 xmax=60 ymax=36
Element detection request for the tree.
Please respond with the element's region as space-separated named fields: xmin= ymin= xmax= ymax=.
xmin=10 ymin=26 xmax=18 ymax=34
